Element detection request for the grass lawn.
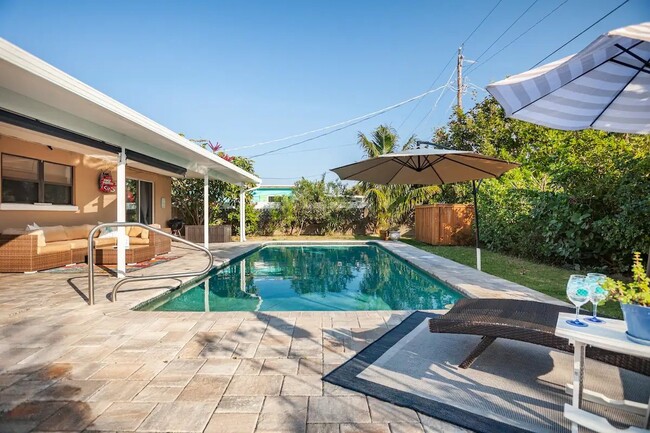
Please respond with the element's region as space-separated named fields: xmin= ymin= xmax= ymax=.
xmin=401 ymin=238 xmax=623 ymax=319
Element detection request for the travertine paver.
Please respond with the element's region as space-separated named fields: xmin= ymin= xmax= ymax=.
xmin=257 ymin=396 xmax=308 ymax=433
xmin=133 ymin=385 xmax=183 ymax=402
xmin=389 ymin=422 xmax=426 ymax=433
xmin=176 ymin=374 xmax=230 ymax=401
xmin=225 ymin=375 xmax=284 ymax=396
xmin=205 ymin=412 xmax=259 ymax=433
xmin=261 ymin=358 xmax=300 ymax=375
xmin=0 ymin=240 xmax=549 ymax=433
xmin=340 ymin=423 xmax=391 ymax=433
xmin=307 ymin=424 xmax=341 ymax=433
xmin=281 ymin=375 xmax=323 ymax=396
xmin=368 ymin=397 xmax=420 ymax=424
xmin=308 ymin=396 xmax=372 ymax=424
xmin=89 ymin=362 xmax=144 ymax=380
xmin=199 ymin=359 xmax=241 ymax=375
xmin=216 ymin=396 xmax=265 ymax=413
xmin=137 ymin=401 xmax=217 ymax=432
xmin=87 ymin=380 xmax=148 ymax=402
xmin=87 ymin=401 xmax=155 ymax=431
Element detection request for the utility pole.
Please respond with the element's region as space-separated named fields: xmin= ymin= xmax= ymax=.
xmin=456 ymin=46 xmax=463 ymax=111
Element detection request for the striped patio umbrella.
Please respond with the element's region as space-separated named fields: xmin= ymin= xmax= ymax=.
xmin=486 ymin=22 xmax=650 ymax=134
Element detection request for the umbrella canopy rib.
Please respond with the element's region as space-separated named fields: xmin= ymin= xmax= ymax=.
xmin=441 ymin=155 xmax=501 ymax=178
xmin=590 ymin=52 xmax=650 ymax=127
xmin=386 ymin=161 xmax=407 ymax=184
xmin=612 ymin=43 xmax=650 ymax=71
xmin=429 ymin=163 xmax=445 ymax=184
xmin=339 ymin=158 xmax=394 ymax=180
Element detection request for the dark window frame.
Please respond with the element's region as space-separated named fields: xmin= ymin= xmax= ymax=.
xmin=1 ymin=153 xmax=74 ymax=205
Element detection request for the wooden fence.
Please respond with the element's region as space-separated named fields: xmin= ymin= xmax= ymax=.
xmin=415 ymin=204 xmax=475 ymax=246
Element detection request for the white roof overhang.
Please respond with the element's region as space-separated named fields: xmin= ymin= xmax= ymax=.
xmin=0 ymin=38 xmax=260 ymax=185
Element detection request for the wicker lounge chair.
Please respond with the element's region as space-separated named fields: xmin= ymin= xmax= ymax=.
xmin=429 ymin=298 xmax=650 ymax=376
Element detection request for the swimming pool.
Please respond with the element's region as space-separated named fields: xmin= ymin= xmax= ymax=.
xmin=139 ymin=244 xmax=462 ymax=312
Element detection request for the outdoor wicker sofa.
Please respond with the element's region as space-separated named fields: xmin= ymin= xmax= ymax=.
xmin=0 ymin=224 xmax=171 ymax=273
xmin=429 ymin=298 xmax=650 ymax=376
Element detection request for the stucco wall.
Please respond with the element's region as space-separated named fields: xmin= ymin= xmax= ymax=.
xmin=0 ymin=134 xmax=171 ymax=231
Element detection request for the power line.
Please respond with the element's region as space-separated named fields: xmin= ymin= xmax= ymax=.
xmin=397 ymin=0 xmax=504 ymax=131
xmin=465 ymin=0 xmax=540 ymax=74
xmin=462 ymin=0 xmax=505 ymax=46
xmin=467 ymin=0 xmax=569 ymax=73
xmin=247 ymin=85 xmax=449 ymax=159
xmin=396 ymin=53 xmax=455 ymax=131
xmin=263 ymin=173 xmax=329 ymax=180
xmin=255 ymin=143 xmax=357 ymax=158
xmin=229 ymin=86 xmax=445 ymax=152
xmin=532 ymin=0 xmax=630 ymax=68
xmin=408 ymin=69 xmax=456 ymax=137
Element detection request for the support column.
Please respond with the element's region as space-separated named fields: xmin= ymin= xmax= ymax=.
xmin=472 ymin=180 xmax=482 ymax=272
xmin=239 ymin=184 xmax=246 ymax=243
xmin=116 ymin=150 xmax=127 ymax=279
xmin=204 ymin=174 xmax=209 ymax=250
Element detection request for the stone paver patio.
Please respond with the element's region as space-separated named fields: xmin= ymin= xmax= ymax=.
xmin=0 ymin=240 xmax=557 ymax=433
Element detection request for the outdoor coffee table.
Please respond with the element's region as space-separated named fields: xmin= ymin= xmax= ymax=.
xmin=94 ymin=245 xmax=155 ymax=265
xmin=555 ymin=313 xmax=650 ymax=433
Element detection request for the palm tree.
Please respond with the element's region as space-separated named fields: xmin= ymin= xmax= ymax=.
xmin=357 ymin=125 xmax=439 ymax=231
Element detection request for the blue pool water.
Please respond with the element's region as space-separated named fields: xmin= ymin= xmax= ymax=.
xmin=140 ymin=245 xmax=462 ymax=312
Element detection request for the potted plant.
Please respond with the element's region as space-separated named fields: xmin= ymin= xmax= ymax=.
xmin=388 ymin=227 xmax=401 ymax=241
xmin=604 ymin=252 xmax=650 ymax=344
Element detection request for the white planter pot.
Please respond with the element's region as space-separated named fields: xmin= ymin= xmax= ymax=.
xmin=388 ymin=230 xmax=401 ymax=241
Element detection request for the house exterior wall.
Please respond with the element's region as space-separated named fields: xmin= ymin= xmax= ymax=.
xmin=0 ymin=134 xmax=171 ymax=231
xmin=251 ymin=187 xmax=294 ymax=204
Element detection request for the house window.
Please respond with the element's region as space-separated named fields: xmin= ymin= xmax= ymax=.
xmin=1 ymin=154 xmax=73 ymax=205
xmin=268 ymin=195 xmax=283 ymax=203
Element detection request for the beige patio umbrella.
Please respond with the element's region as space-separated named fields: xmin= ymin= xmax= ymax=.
xmin=331 ymin=143 xmax=520 ymax=271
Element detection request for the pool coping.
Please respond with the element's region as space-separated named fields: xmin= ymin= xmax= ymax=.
xmin=132 ymin=240 xmax=565 ymax=311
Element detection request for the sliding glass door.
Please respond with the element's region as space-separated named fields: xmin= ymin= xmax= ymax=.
xmin=126 ymin=179 xmax=153 ymax=224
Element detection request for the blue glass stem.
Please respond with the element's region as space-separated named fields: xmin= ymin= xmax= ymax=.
xmin=592 ymin=303 xmax=598 ymax=319
xmin=575 ymin=305 xmax=580 ymax=322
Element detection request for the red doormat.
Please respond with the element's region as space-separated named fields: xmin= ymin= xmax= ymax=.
xmin=41 ymin=255 xmax=181 ymax=274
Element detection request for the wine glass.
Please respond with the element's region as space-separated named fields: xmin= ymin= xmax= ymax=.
xmin=566 ymin=275 xmax=589 ymax=327
xmin=585 ymin=273 xmax=607 ymax=323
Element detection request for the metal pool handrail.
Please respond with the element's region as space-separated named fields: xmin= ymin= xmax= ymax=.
xmin=87 ymin=222 xmax=214 ymax=305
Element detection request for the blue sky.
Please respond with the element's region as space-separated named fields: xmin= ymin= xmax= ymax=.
xmin=1 ymin=0 xmax=648 ymax=183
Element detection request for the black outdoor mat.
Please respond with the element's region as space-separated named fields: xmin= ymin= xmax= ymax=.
xmin=323 ymin=311 xmax=650 ymax=433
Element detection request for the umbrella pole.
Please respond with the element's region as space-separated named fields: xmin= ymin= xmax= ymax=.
xmin=472 ymin=180 xmax=481 ymax=271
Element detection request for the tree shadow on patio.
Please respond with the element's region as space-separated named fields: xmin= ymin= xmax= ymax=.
xmin=0 ymin=363 xmax=102 ymax=432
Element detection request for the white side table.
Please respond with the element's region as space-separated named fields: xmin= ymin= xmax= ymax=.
xmin=555 ymin=313 xmax=650 ymax=433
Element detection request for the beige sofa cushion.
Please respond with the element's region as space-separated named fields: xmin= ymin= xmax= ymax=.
xmin=94 ymin=238 xmax=117 ymax=247
xmin=129 ymin=237 xmax=149 ymax=245
xmin=37 ymin=241 xmax=71 ymax=254
xmin=64 ymin=225 xmax=91 ymax=240
xmin=129 ymin=226 xmax=144 ymax=237
xmin=41 ymin=225 xmax=68 ymax=243
xmin=68 ymin=239 xmax=88 ymax=249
